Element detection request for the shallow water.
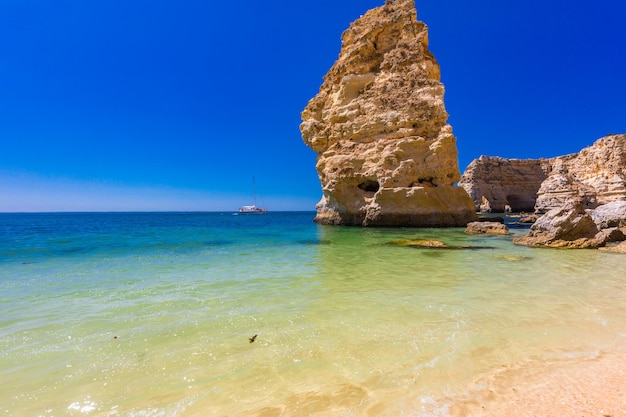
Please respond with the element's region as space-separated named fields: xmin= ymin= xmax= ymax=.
xmin=1 ymin=212 xmax=625 ymax=416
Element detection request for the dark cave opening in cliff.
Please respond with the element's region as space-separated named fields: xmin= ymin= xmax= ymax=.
xmin=506 ymin=194 xmax=534 ymax=212
xmin=358 ymin=180 xmax=380 ymax=193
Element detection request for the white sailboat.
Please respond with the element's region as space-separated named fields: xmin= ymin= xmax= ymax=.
xmin=238 ymin=177 xmax=268 ymax=213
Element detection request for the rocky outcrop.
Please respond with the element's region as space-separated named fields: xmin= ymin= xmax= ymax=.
xmin=459 ymin=156 xmax=550 ymax=212
xmin=599 ymin=240 xmax=626 ymax=254
xmin=512 ymin=201 xmax=606 ymax=249
xmin=388 ymin=238 xmax=493 ymax=250
xmin=465 ymin=221 xmax=509 ymax=235
xmin=520 ymin=213 xmax=539 ymax=223
xmin=512 ymin=201 xmax=626 ymax=249
xmin=535 ymin=134 xmax=626 ymax=212
xmin=460 ymin=134 xmax=626 ymax=214
xmin=389 ymin=238 xmax=447 ymax=248
xmin=598 ymin=227 xmax=626 ymax=243
xmin=589 ymin=201 xmax=626 ymax=229
xmin=300 ymin=0 xmax=477 ymax=227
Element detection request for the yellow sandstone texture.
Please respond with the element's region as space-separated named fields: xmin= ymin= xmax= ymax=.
xmin=535 ymin=133 xmax=626 ymax=212
xmin=300 ymin=0 xmax=476 ymax=226
xmin=460 ymin=134 xmax=626 ymax=213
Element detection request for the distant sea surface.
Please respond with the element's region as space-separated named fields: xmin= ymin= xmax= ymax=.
xmin=1 ymin=212 xmax=625 ymax=416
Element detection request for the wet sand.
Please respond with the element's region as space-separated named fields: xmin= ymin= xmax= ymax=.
xmin=451 ymin=351 xmax=626 ymax=417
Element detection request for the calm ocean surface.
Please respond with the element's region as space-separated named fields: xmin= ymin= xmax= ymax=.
xmin=1 ymin=212 xmax=625 ymax=416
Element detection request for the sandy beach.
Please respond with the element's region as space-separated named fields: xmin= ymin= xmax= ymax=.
xmin=451 ymin=350 xmax=626 ymax=417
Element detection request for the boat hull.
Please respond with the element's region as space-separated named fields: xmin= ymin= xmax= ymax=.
xmin=238 ymin=205 xmax=268 ymax=214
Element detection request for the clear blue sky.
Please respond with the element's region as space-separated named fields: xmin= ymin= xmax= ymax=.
xmin=1 ymin=0 xmax=624 ymax=212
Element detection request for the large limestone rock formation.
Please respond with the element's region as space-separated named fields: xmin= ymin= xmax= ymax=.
xmin=512 ymin=201 xmax=606 ymax=249
xmin=535 ymin=134 xmax=626 ymax=212
xmin=460 ymin=134 xmax=626 ymax=213
xmin=459 ymin=156 xmax=550 ymax=212
xmin=300 ymin=0 xmax=477 ymax=226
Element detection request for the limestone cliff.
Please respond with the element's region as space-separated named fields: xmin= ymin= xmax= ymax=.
xmin=460 ymin=134 xmax=626 ymax=213
xmin=300 ymin=0 xmax=476 ymax=226
xmin=535 ymin=134 xmax=626 ymax=212
xmin=458 ymin=156 xmax=550 ymax=212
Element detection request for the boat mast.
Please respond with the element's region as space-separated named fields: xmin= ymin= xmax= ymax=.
xmin=253 ymin=176 xmax=257 ymax=207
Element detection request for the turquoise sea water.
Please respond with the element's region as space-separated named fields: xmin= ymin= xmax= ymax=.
xmin=1 ymin=212 xmax=625 ymax=416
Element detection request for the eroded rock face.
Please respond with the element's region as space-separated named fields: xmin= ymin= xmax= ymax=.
xmin=459 ymin=156 xmax=550 ymax=212
xmin=300 ymin=0 xmax=476 ymax=227
xmin=535 ymin=134 xmax=626 ymax=212
xmin=512 ymin=201 xmax=626 ymax=250
xmin=460 ymin=134 xmax=626 ymax=214
xmin=512 ymin=201 xmax=606 ymax=249
xmin=589 ymin=201 xmax=626 ymax=229
xmin=465 ymin=221 xmax=509 ymax=235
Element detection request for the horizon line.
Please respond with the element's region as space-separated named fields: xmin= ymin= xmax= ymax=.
xmin=0 ymin=210 xmax=317 ymax=214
